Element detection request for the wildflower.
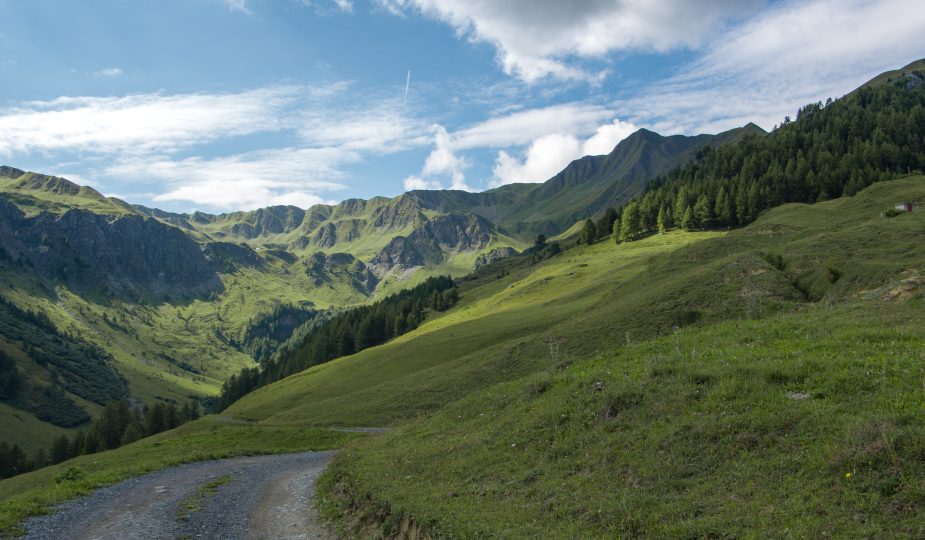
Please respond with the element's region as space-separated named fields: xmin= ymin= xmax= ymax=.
xmin=845 ymin=472 xmax=853 ymax=479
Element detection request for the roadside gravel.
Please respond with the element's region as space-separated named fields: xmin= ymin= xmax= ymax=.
xmin=22 ymin=451 xmax=335 ymax=540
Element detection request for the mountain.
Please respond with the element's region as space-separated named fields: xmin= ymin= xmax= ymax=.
xmin=395 ymin=123 xmax=766 ymax=238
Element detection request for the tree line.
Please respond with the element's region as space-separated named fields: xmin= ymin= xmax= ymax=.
xmin=217 ymin=276 xmax=459 ymax=410
xmin=579 ymin=78 xmax=925 ymax=244
xmin=0 ymin=398 xmax=201 ymax=480
xmin=231 ymin=303 xmax=318 ymax=363
xmin=0 ymin=295 xmax=127 ymax=427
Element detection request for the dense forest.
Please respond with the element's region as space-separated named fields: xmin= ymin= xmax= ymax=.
xmin=217 ymin=276 xmax=459 ymax=410
xmin=231 ymin=303 xmax=318 ymax=363
xmin=0 ymin=398 xmax=201 ymax=480
xmin=581 ymin=74 xmax=925 ymax=244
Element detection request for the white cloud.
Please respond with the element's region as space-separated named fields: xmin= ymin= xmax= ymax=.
xmin=333 ymin=0 xmax=354 ymax=12
xmin=297 ymin=102 xmax=429 ymax=153
xmin=377 ymin=0 xmax=763 ymax=82
xmin=615 ymin=0 xmax=925 ymax=134
xmin=582 ymin=118 xmax=638 ymax=156
xmin=108 ymin=147 xmax=350 ymax=210
xmin=452 ymin=102 xmax=613 ymax=149
xmin=97 ymin=67 xmax=123 ymax=77
xmin=422 ymin=125 xmax=468 ymax=186
xmin=401 ymin=124 xmax=471 ymax=191
xmin=403 ymin=175 xmax=443 ymax=191
xmin=222 ymin=0 xmax=252 ymax=15
xmin=490 ymin=118 xmax=637 ymax=186
xmin=492 ymin=134 xmax=581 ymax=185
xmin=297 ymin=0 xmax=355 ymax=14
xmin=0 ymin=86 xmax=308 ymax=156
xmin=0 ymin=81 xmax=436 ymax=210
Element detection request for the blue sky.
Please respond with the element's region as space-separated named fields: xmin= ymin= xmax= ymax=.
xmin=0 ymin=0 xmax=923 ymax=213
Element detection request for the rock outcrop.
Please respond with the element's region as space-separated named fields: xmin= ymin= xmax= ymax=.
xmin=474 ymin=247 xmax=519 ymax=270
xmin=306 ymin=252 xmax=378 ymax=294
xmin=369 ymin=213 xmax=495 ymax=275
xmin=0 ymin=200 xmax=221 ymax=298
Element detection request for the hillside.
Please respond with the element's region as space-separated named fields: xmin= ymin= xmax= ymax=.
xmin=0 ymin=120 xmax=752 ymax=452
xmin=2 ymin=174 xmax=923 ymax=536
xmin=227 ymin=173 xmax=925 ymax=423
xmin=254 ymin=175 xmax=925 ymax=537
xmin=0 ymin=56 xmax=923 ymax=536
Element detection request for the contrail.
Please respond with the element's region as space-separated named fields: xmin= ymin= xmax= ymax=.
xmin=403 ymin=68 xmax=411 ymax=109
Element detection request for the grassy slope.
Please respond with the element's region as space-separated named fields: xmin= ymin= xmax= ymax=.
xmin=0 ymin=416 xmax=361 ymax=537
xmin=225 ymin=228 xmax=728 ymax=426
xmin=326 ymin=301 xmax=925 ymax=538
xmin=231 ymin=176 xmax=925 ymax=427
xmin=229 ymin=176 xmax=925 ymax=536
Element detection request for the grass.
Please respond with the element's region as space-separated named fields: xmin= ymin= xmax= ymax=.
xmin=176 ymin=475 xmax=231 ymax=522
xmin=0 ymin=416 xmax=360 ymax=537
xmin=320 ymin=300 xmax=925 ymax=538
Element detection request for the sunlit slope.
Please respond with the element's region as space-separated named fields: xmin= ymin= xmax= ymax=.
xmin=226 ymin=230 xmax=725 ymax=426
xmin=317 ymin=175 xmax=925 ymax=538
xmin=326 ymin=301 xmax=925 ymax=538
xmin=228 ymin=175 xmax=925 ymax=428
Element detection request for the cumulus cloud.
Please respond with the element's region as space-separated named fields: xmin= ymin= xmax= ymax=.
xmin=615 ymin=0 xmax=925 ymax=134
xmin=422 ymin=125 xmax=468 ymax=186
xmin=403 ymin=175 xmax=443 ymax=191
xmin=401 ymin=124 xmax=471 ymax=191
xmin=582 ymin=118 xmax=639 ymax=156
xmin=377 ymin=0 xmax=763 ymax=82
xmin=398 ymin=104 xmax=637 ymax=190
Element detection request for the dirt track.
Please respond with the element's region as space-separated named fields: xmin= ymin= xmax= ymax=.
xmin=22 ymin=451 xmax=335 ymax=540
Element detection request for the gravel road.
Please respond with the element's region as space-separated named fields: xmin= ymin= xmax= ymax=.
xmin=22 ymin=451 xmax=336 ymax=540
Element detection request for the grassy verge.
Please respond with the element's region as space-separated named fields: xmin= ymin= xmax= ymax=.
xmin=319 ymin=300 xmax=925 ymax=538
xmin=0 ymin=416 xmax=360 ymax=537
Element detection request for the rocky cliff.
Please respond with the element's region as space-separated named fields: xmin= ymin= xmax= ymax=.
xmin=0 ymin=200 xmax=221 ymax=299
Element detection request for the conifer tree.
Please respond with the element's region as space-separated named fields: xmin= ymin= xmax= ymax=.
xmin=580 ymin=219 xmax=598 ymax=245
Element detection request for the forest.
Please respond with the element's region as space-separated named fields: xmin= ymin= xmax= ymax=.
xmin=0 ymin=398 xmax=201 ymax=480
xmin=580 ymin=76 xmax=925 ymax=244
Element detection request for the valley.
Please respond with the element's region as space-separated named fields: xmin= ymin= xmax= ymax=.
xmin=0 ymin=52 xmax=922 ymax=538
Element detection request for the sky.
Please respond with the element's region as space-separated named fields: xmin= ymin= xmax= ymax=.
xmin=0 ymin=0 xmax=923 ymax=213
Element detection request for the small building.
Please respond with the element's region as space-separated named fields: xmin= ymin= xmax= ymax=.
xmin=894 ymin=202 xmax=919 ymax=212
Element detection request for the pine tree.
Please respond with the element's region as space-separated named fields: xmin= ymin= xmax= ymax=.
xmin=714 ymin=188 xmax=732 ymax=226
xmin=619 ymin=201 xmax=641 ymax=242
xmin=579 ymin=219 xmax=598 ymax=245
xmin=693 ymin=195 xmax=712 ymax=228
xmin=51 ymin=435 xmax=71 ymax=464
xmin=657 ymin=206 xmax=667 ymax=234
xmin=681 ymin=206 xmax=695 ymax=231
